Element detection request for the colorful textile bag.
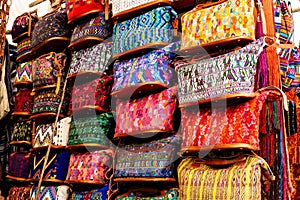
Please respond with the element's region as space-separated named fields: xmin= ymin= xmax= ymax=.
xmin=30 ymin=185 xmax=70 ymax=200
xmin=178 ymin=155 xmax=275 ymax=200
xmin=68 ymin=113 xmax=115 ymax=147
xmin=115 ymin=188 xmax=179 ymax=200
xmin=176 ymin=38 xmax=266 ymax=105
xmin=32 ymin=87 xmax=69 ymax=115
xmin=69 ymin=75 xmax=113 ymax=113
xmin=66 ymin=0 xmax=108 ymax=23
xmin=115 ymin=87 xmax=179 ymax=137
xmin=16 ymin=37 xmax=32 ymax=62
xmin=14 ymin=61 xmax=32 ymax=86
xmin=8 ymin=151 xmax=31 ymax=179
xmin=180 ymin=0 xmax=258 ymax=52
xmin=181 ymin=90 xmax=277 ymax=151
xmin=7 ymin=186 xmax=32 ymax=200
xmin=33 ymin=117 xmax=71 ymax=148
xmin=69 ymin=184 xmax=109 ymax=200
xmin=32 ymin=52 xmax=67 ymax=91
xmin=112 ymin=6 xmax=178 ymax=58
xmin=68 ymin=42 xmax=113 ymax=77
xmin=11 ymin=11 xmax=39 ymax=43
xmin=111 ymin=0 xmax=174 ymax=19
xmin=31 ymin=8 xmax=71 ymax=50
xmin=114 ymin=135 xmax=181 ymax=178
xmin=29 ymin=150 xmax=71 ymax=181
xmin=13 ymin=88 xmax=34 ymax=115
xmin=68 ymin=12 xmax=113 ymax=50
xmin=112 ymin=42 xmax=178 ymax=95
xmin=11 ymin=119 xmax=32 ymax=145
xmin=66 ymin=149 xmax=113 ymax=184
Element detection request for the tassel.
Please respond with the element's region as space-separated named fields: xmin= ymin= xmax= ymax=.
xmin=256 ymin=49 xmax=269 ymax=89
xmin=267 ymin=46 xmax=281 ymax=88
xmin=262 ymin=0 xmax=276 ymax=37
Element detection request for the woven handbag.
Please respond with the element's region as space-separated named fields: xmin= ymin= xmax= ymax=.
xmin=31 ymin=7 xmax=71 ymax=53
xmin=178 ymin=155 xmax=275 ymax=200
xmin=66 ymin=149 xmax=113 ymax=184
xmin=180 ymin=0 xmax=259 ymax=53
xmin=68 ymin=42 xmax=113 ymax=77
xmin=115 ymin=188 xmax=179 ymax=200
xmin=11 ymin=11 xmax=39 ymax=43
xmin=66 ymin=0 xmax=109 ymax=23
xmin=16 ymin=37 xmax=33 ymax=62
xmin=175 ymin=37 xmax=266 ymax=106
xmin=68 ymin=112 xmax=115 ymax=147
xmin=33 ymin=117 xmax=71 ymax=148
xmin=112 ymin=42 xmax=178 ymax=97
xmin=69 ymin=184 xmax=109 ymax=200
xmin=114 ymin=135 xmax=181 ymax=179
xmin=69 ymin=75 xmax=113 ymax=113
xmin=13 ymin=88 xmax=34 ymax=116
xmin=11 ymin=118 xmax=32 ymax=145
xmin=31 ymin=52 xmax=67 ymax=92
xmin=30 ymin=185 xmax=70 ymax=200
xmin=7 ymin=186 xmax=32 ymax=200
xmin=29 ymin=150 xmax=71 ymax=181
xmin=8 ymin=151 xmax=31 ymax=179
xmin=68 ymin=11 xmax=113 ymax=50
xmin=112 ymin=6 xmax=178 ymax=58
xmin=14 ymin=61 xmax=32 ymax=86
xmin=181 ymin=89 xmax=279 ymax=152
xmin=115 ymin=87 xmax=179 ymax=138
xmin=32 ymin=87 xmax=70 ymax=115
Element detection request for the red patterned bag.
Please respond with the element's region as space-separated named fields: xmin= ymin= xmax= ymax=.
xmin=69 ymin=75 xmax=113 ymax=114
xmin=181 ymin=89 xmax=282 ymax=152
xmin=115 ymin=87 xmax=179 ymax=137
xmin=7 ymin=186 xmax=32 ymax=200
xmin=13 ymin=88 xmax=34 ymax=116
xmin=66 ymin=149 xmax=113 ymax=184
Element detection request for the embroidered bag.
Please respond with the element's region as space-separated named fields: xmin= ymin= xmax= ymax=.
xmin=114 ymin=135 xmax=181 ymax=179
xmin=180 ymin=0 xmax=258 ymax=52
xmin=111 ymin=0 xmax=174 ymax=19
xmin=16 ymin=37 xmax=33 ymax=62
xmin=178 ymin=155 xmax=275 ymax=200
xmin=115 ymin=188 xmax=179 ymax=200
xmin=66 ymin=0 xmax=108 ymax=23
xmin=69 ymin=184 xmax=109 ymax=200
xmin=7 ymin=186 xmax=31 ymax=200
xmin=68 ymin=42 xmax=113 ymax=77
xmin=112 ymin=42 xmax=178 ymax=96
xmin=11 ymin=119 xmax=32 ymax=145
xmin=31 ymin=52 xmax=67 ymax=91
xmin=14 ymin=61 xmax=32 ymax=86
xmin=181 ymin=90 xmax=278 ymax=152
xmin=115 ymin=87 xmax=179 ymax=137
xmin=30 ymin=185 xmax=70 ymax=200
xmin=11 ymin=11 xmax=39 ymax=43
xmin=32 ymin=87 xmax=70 ymax=115
xmin=8 ymin=151 xmax=31 ymax=179
xmin=33 ymin=117 xmax=71 ymax=148
xmin=69 ymin=75 xmax=113 ymax=113
xmin=13 ymin=88 xmax=34 ymax=115
xmin=68 ymin=112 xmax=115 ymax=147
xmin=29 ymin=150 xmax=71 ymax=181
xmin=175 ymin=38 xmax=266 ymax=106
xmin=112 ymin=6 xmax=178 ymax=58
xmin=66 ymin=149 xmax=113 ymax=184
xmin=68 ymin=12 xmax=113 ymax=50
xmin=31 ymin=8 xmax=71 ymax=51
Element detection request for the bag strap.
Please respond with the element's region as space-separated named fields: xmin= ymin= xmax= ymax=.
xmin=0 ymin=0 xmax=10 ymax=80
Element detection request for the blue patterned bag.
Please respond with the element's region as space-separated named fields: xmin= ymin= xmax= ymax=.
xmin=112 ymin=42 xmax=179 ymax=97
xmin=112 ymin=6 xmax=178 ymax=58
xmin=69 ymin=184 xmax=109 ymax=200
xmin=114 ymin=135 xmax=181 ymax=179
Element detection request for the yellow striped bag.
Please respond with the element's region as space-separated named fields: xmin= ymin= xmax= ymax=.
xmin=178 ymin=155 xmax=275 ymax=200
